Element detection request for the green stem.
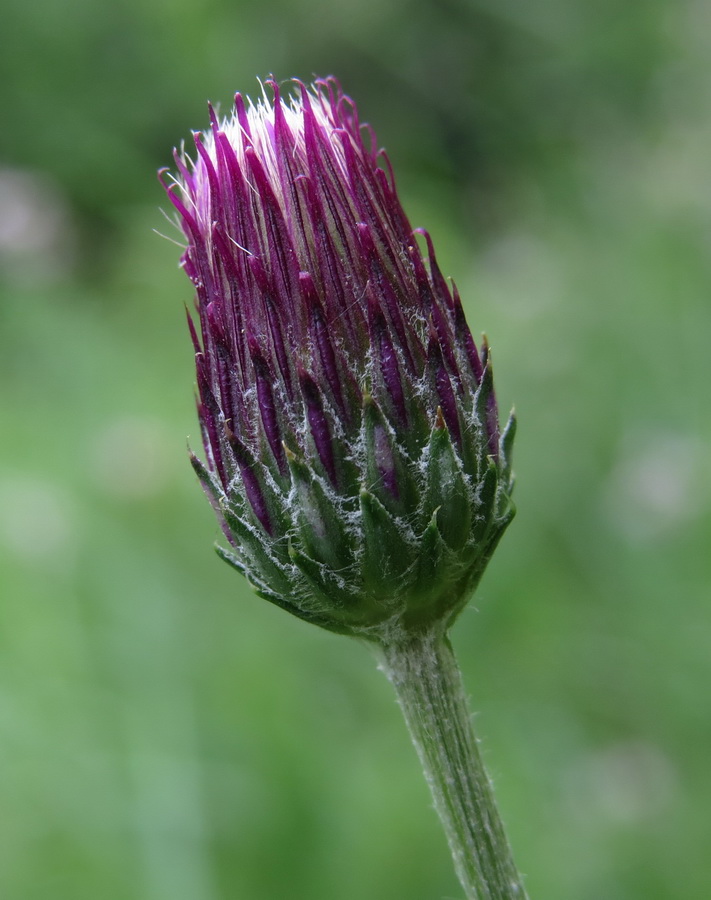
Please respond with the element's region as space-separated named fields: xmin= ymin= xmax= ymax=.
xmin=376 ymin=625 xmax=528 ymax=900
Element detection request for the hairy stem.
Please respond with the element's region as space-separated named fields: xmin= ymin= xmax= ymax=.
xmin=377 ymin=626 xmax=528 ymax=900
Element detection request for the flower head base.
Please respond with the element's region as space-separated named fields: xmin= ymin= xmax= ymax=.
xmin=163 ymin=78 xmax=515 ymax=640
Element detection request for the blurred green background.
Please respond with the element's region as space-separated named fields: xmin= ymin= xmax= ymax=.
xmin=1 ymin=0 xmax=709 ymax=898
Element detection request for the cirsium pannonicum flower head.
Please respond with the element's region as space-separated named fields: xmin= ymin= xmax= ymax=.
xmin=162 ymin=77 xmax=515 ymax=641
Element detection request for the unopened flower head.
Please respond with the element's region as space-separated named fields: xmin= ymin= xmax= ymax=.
xmin=162 ymin=77 xmax=515 ymax=640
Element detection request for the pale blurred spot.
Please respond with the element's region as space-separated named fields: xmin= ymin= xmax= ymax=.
xmin=563 ymin=740 xmax=678 ymax=827
xmin=603 ymin=432 xmax=704 ymax=542
xmin=125 ymin=751 xmax=220 ymax=899
xmin=0 ymin=168 xmax=76 ymax=283
xmin=479 ymin=231 xmax=563 ymax=323
xmin=90 ymin=416 xmax=173 ymax=499
xmin=665 ymin=0 xmax=711 ymax=74
xmin=0 ymin=473 xmax=76 ymax=563
xmin=637 ymin=116 xmax=711 ymax=219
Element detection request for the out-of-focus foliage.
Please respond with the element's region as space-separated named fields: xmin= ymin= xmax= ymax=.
xmin=1 ymin=0 xmax=709 ymax=898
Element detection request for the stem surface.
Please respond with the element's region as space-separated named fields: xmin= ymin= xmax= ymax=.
xmin=377 ymin=626 xmax=528 ymax=900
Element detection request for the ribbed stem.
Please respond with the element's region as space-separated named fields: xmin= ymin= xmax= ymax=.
xmin=376 ymin=626 xmax=528 ymax=900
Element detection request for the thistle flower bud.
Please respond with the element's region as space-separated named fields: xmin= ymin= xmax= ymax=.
xmin=162 ymin=78 xmax=515 ymax=640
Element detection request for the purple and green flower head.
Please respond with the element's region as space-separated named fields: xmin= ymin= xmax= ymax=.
xmin=161 ymin=77 xmax=515 ymax=641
